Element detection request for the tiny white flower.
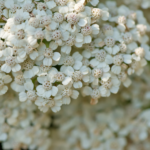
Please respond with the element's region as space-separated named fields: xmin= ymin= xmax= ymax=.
xmin=111 ymin=55 xmax=123 ymax=75
xmin=55 ymin=84 xmax=79 ymax=105
xmin=90 ymin=49 xmax=113 ymax=67
xmin=1 ymin=48 xmax=21 ymax=73
xmin=36 ymin=69 xmax=58 ymax=98
xmin=99 ymin=76 xmax=121 ymax=97
xmin=35 ymin=97 xmax=62 ymax=113
xmin=11 ymin=73 xmax=29 ymax=93
xmin=43 ymin=48 xmax=61 ymax=66
xmin=18 ymin=79 xmax=37 ymax=102
xmin=60 ymin=52 xmax=83 ymax=71
xmin=118 ymin=72 xmax=132 ymax=87
xmin=0 ymin=73 xmax=12 ymax=95
xmin=22 ymin=59 xmax=39 ymax=79
xmin=62 ymin=65 xmax=89 ymax=88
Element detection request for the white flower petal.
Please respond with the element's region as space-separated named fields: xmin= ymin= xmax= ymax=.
xmin=90 ymin=0 xmax=99 ymax=6
xmin=65 ymin=66 xmax=74 ymax=76
xmin=78 ymin=19 xmax=87 ymax=27
xmin=92 ymin=78 xmax=99 ymax=85
xmin=0 ymin=86 xmax=8 ymax=95
xmin=30 ymin=51 xmax=38 ymax=60
xmin=72 ymin=52 xmax=83 ymax=61
xmin=32 ymin=66 xmax=39 ymax=76
xmin=62 ymin=77 xmax=72 ymax=85
xmin=49 ymin=21 xmax=59 ymax=30
xmin=18 ymin=50 xmax=26 ymax=58
xmin=53 ymin=52 xmax=61 ymax=61
xmin=43 ymin=58 xmax=52 ymax=66
xmin=110 ymin=86 xmax=119 ymax=94
xmin=102 ymin=10 xmax=109 ymax=21
xmin=82 ymin=50 xmax=91 ymax=58
xmin=36 ymin=85 xmax=45 ymax=95
xmin=75 ymin=42 xmax=83 ymax=48
xmin=5 ymin=0 xmax=14 ymax=8
xmin=61 ymin=45 xmax=71 ymax=54
xmin=73 ymin=81 xmax=82 ymax=89
xmin=23 ymin=70 xmax=33 ymax=79
xmin=19 ymin=92 xmax=27 ymax=102
xmin=49 ymin=41 xmax=58 ymax=50
xmin=37 ymin=76 xmax=47 ymax=84
xmin=0 ymin=51 xmax=3 ymax=57
xmin=46 ymin=1 xmax=56 ymax=9
xmin=101 ymin=73 xmax=111 ymax=81
xmin=71 ymin=90 xmax=79 ymax=99
xmin=73 ymin=61 xmax=82 ymax=70
xmin=61 ymin=31 xmax=69 ymax=41
xmin=99 ymin=86 xmax=110 ymax=97
xmin=38 ymin=43 xmax=46 ymax=51
xmin=111 ymin=65 xmax=121 ymax=75
xmin=82 ymin=86 xmax=92 ymax=96
xmin=59 ymin=6 xmax=68 ymax=13
xmin=112 ymin=45 xmax=120 ymax=55
xmin=1 ymin=64 xmax=11 ymax=73
xmin=90 ymin=59 xmax=99 ymax=67
xmin=104 ymin=46 xmax=112 ymax=54
xmin=105 ymin=54 xmax=113 ymax=64
xmin=11 ymin=82 xmax=25 ymax=93
xmin=111 ymin=76 xmax=120 ymax=86
xmin=62 ymin=97 xmax=71 ymax=104
xmin=82 ymin=75 xmax=90 ymax=82
xmin=48 ymin=67 xmax=58 ymax=81
xmin=51 ymin=106 xmax=61 ymax=112
xmin=91 ymin=24 xmax=99 ymax=35
xmin=3 ymin=75 xmax=12 ymax=84
xmin=52 ymin=86 xmax=58 ymax=96
xmin=12 ymin=64 xmax=21 ymax=72
xmin=76 ymin=33 xmax=83 ymax=42
xmin=3 ymin=48 xmax=13 ymax=57
xmin=102 ymin=64 xmax=110 ymax=72
xmin=80 ymin=66 xmax=89 ymax=75
xmin=127 ymin=19 xmax=135 ymax=28
xmin=0 ymin=133 xmax=7 ymax=141
xmin=123 ymin=78 xmax=132 ymax=88
xmin=44 ymin=90 xmax=52 ymax=98
xmin=123 ymin=54 xmax=132 ymax=64
xmin=84 ymin=35 xmax=92 ymax=43
xmin=24 ymin=80 xmax=33 ymax=91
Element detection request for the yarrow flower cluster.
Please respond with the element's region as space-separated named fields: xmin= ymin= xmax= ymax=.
xmin=0 ymin=0 xmax=149 ymax=114
xmin=0 ymin=89 xmax=51 ymax=150
xmin=52 ymin=66 xmax=150 ymax=150
xmin=0 ymin=65 xmax=150 ymax=149
xmin=0 ymin=0 xmax=149 ymax=149
xmin=121 ymin=0 xmax=150 ymax=10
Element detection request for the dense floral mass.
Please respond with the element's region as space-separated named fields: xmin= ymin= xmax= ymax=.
xmin=0 ymin=0 xmax=150 ymax=149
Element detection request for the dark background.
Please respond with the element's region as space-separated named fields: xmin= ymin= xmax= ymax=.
xmin=0 ymin=143 xmax=3 ymax=150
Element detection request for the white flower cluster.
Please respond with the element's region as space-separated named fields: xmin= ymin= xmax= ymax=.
xmin=51 ymin=67 xmax=150 ymax=150
xmin=0 ymin=0 xmax=149 ymax=114
xmin=0 ymin=0 xmax=150 ymax=149
xmin=0 ymin=89 xmax=51 ymax=150
xmin=0 ymin=67 xmax=150 ymax=150
xmin=81 ymin=2 xmax=150 ymax=104
xmin=121 ymin=0 xmax=150 ymax=10
xmin=1 ymin=66 xmax=150 ymax=150
xmin=0 ymin=0 xmax=107 ymax=113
